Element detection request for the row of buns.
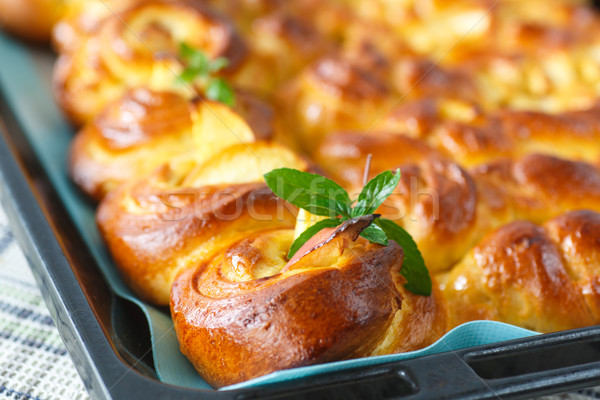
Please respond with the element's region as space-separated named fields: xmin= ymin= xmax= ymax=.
xmin=2 ymin=0 xmax=600 ymax=387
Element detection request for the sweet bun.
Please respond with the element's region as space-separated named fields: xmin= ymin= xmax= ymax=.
xmin=171 ymin=216 xmax=447 ymax=387
xmin=0 ymin=0 xmax=65 ymax=42
xmin=53 ymin=0 xmax=245 ymax=125
xmin=317 ymin=133 xmax=600 ymax=272
xmin=51 ymin=0 xmax=147 ymax=54
xmin=376 ymin=99 xmax=600 ymax=167
xmin=276 ymin=55 xmax=393 ymax=153
xmin=443 ymin=210 xmax=600 ymax=332
xmin=97 ymin=141 xmax=309 ymax=304
xmin=69 ymin=88 xmax=274 ymax=200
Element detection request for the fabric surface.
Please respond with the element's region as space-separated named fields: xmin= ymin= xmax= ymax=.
xmin=0 ymin=202 xmax=599 ymax=400
xmin=0 ymin=206 xmax=89 ymax=400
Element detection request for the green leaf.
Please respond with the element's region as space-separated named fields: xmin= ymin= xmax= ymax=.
xmin=179 ymin=42 xmax=209 ymax=75
xmin=209 ymin=57 xmax=229 ymax=72
xmin=206 ymin=78 xmax=235 ymax=107
xmin=178 ymin=67 xmax=201 ymax=83
xmin=264 ymin=168 xmax=352 ymax=218
xmin=375 ymin=218 xmax=431 ymax=296
xmin=288 ymin=218 xmax=341 ymax=258
xmin=178 ymin=42 xmax=196 ymax=60
xmin=360 ymin=223 xmax=388 ymax=245
xmin=352 ymin=168 xmax=401 ymax=217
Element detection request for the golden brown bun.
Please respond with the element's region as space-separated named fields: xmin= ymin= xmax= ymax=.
xmin=443 ymin=210 xmax=600 ymax=332
xmin=97 ymin=141 xmax=309 ymax=304
xmin=69 ymin=88 xmax=274 ymax=201
xmin=316 ymin=133 xmax=498 ymax=273
xmin=53 ymin=0 xmax=245 ymax=125
xmin=317 ymin=134 xmax=600 ymax=272
xmin=275 ymin=51 xmax=487 ymax=154
xmin=171 ymin=216 xmax=447 ymax=387
xmin=376 ymin=99 xmax=600 ymax=167
xmin=217 ymin=9 xmax=332 ymax=94
xmin=51 ymin=0 xmax=147 ymax=54
xmin=0 ymin=0 xmax=66 ymax=42
xmin=276 ymin=55 xmax=394 ymax=153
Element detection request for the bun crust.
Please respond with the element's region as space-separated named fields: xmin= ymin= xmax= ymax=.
xmin=69 ymin=88 xmax=274 ymax=200
xmin=317 ymin=134 xmax=600 ymax=273
xmin=96 ymin=139 xmax=308 ymax=304
xmin=53 ymin=0 xmax=245 ymax=125
xmin=171 ymin=218 xmax=447 ymax=387
xmin=444 ymin=210 xmax=600 ymax=332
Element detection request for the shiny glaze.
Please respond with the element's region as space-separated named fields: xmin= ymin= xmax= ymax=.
xmin=172 ymin=218 xmax=447 ymax=387
xmin=444 ymin=210 xmax=600 ymax=332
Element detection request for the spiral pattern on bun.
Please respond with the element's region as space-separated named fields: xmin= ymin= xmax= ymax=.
xmin=443 ymin=210 xmax=600 ymax=332
xmin=317 ymin=133 xmax=600 ymax=273
xmin=97 ymin=141 xmax=309 ymax=304
xmin=69 ymin=88 xmax=276 ymax=200
xmin=53 ymin=0 xmax=245 ymax=125
xmin=171 ymin=215 xmax=447 ymax=387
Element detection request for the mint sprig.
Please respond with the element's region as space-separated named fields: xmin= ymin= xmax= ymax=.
xmin=264 ymin=169 xmax=352 ymax=218
xmin=264 ymin=167 xmax=432 ymax=296
xmin=177 ymin=42 xmax=235 ymax=106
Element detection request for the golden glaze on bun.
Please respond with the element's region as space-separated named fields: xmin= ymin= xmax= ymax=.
xmin=171 ymin=216 xmax=447 ymax=387
xmin=69 ymin=88 xmax=275 ymax=200
xmin=317 ymin=134 xmax=600 ymax=272
xmin=53 ymin=0 xmax=245 ymax=125
xmin=443 ymin=210 xmax=600 ymax=332
xmin=377 ymin=99 xmax=600 ymax=167
xmin=51 ymin=0 xmax=147 ymax=54
xmin=97 ymin=141 xmax=309 ymax=304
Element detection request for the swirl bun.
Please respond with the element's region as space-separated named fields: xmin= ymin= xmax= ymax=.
xmin=443 ymin=210 xmax=600 ymax=332
xmin=171 ymin=216 xmax=447 ymax=387
xmin=97 ymin=141 xmax=309 ymax=304
xmin=276 ymin=55 xmax=392 ymax=153
xmin=377 ymin=99 xmax=600 ymax=167
xmin=69 ymin=88 xmax=275 ymax=200
xmin=53 ymin=0 xmax=245 ymax=125
xmin=317 ymin=133 xmax=600 ymax=272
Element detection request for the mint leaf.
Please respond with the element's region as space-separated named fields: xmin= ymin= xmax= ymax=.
xmin=376 ymin=218 xmax=431 ymax=296
xmin=206 ymin=78 xmax=235 ymax=106
xmin=177 ymin=43 xmax=236 ymax=106
xmin=352 ymin=169 xmax=401 ymax=217
xmin=179 ymin=42 xmax=209 ymax=75
xmin=360 ymin=223 xmax=388 ymax=245
xmin=209 ymin=57 xmax=229 ymax=72
xmin=264 ymin=168 xmax=352 ymax=218
xmin=287 ymin=218 xmax=341 ymax=258
xmin=178 ymin=67 xmax=201 ymax=83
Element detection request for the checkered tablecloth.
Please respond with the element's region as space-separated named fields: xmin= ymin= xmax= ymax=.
xmin=0 ymin=204 xmax=599 ymax=400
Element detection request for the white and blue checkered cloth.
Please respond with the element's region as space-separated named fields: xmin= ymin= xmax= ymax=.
xmin=0 ymin=204 xmax=598 ymax=400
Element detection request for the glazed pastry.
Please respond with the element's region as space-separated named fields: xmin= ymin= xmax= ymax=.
xmin=276 ymin=54 xmax=394 ymax=153
xmin=377 ymin=99 xmax=600 ymax=167
xmin=275 ymin=51 xmax=485 ymax=153
xmin=0 ymin=0 xmax=66 ymax=42
xmin=53 ymin=0 xmax=246 ymax=125
xmin=51 ymin=0 xmax=147 ymax=53
xmin=171 ymin=215 xmax=448 ymax=387
xmin=443 ymin=210 xmax=600 ymax=332
xmin=97 ymin=141 xmax=309 ymax=304
xmin=317 ymin=134 xmax=600 ymax=272
xmin=69 ymin=88 xmax=274 ymax=200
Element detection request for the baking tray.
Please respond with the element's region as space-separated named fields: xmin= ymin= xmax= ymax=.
xmin=1 ymin=34 xmax=600 ymax=400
